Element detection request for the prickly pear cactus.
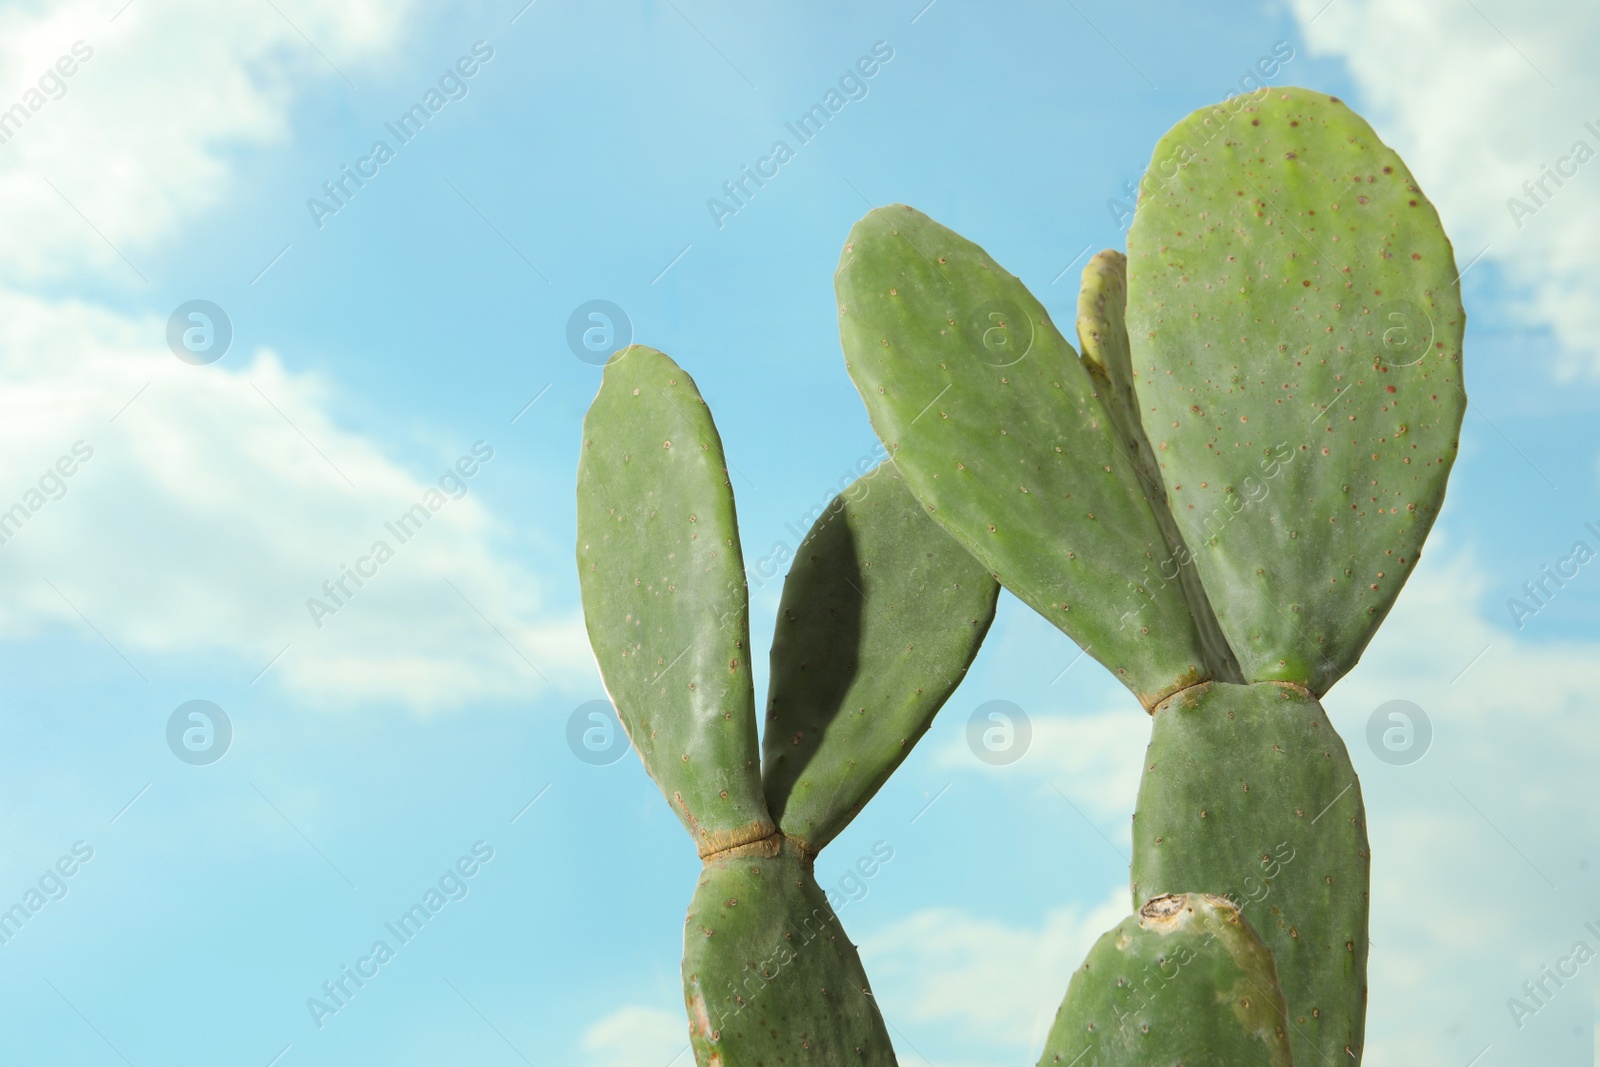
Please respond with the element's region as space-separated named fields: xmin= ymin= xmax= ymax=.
xmin=1076 ymin=248 xmax=1230 ymax=682
xmin=1038 ymin=894 xmax=1294 ymax=1067
xmin=1117 ymin=87 xmax=1461 ymax=1065
xmin=577 ymin=345 xmax=998 ymax=1065
xmin=835 ymin=87 xmax=1464 ymax=1067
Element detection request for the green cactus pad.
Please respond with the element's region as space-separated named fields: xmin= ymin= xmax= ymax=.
xmin=762 ymin=461 xmax=999 ymax=852
xmin=576 ymin=345 xmax=772 ymax=856
xmin=1075 ymin=250 xmax=1147 ymax=475
xmin=1131 ymin=681 xmax=1368 ymax=1065
xmin=836 ymin=205 xmax=1229 ymax=707
xmin=1037 ymin=893 xmax=1293 ymax=1067
xmin=683 ymin=838 xmax=896 ymax=1065
xmin=1127 ymin=87 xmax=1466 ymax=691
xmin=1076 ymin=250 xmax=1240 ymax=688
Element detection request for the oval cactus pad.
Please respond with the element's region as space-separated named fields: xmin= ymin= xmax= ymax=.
xmin=762 ymin=461 xmax=998 ymax=853
xmin=1037 ymin=893 xmax=1293 ymax=1067
xmin=576 ymin=346 xmax=772 ymax=856
xmin=837 ymin=205 xmax=1230 ymax=707
xmin=1127 ymin=87 xmax=1466 ymax=691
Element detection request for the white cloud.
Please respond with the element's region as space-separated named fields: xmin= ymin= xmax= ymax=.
xmin=1289 ymin=0 xmax=1600 ymax=378
xmin=937 ymin=705 xmax=1151 ymax=831
xmin=0 ymin=282 xmax=590 ymax=713
xmin=580 ymin=1005 xmax=688 ymax=1067
xmin=1316 ymin=541 xmax=1600 ymax=1065
xmin=906 ymin=537 xmax=1600 ymax=1065
xmin=860 ymin=886 xmax=1129 ymax=1064
xmin=0 ymin=3 xmax=596 ymax=712
xmin=0 ymin=0 xmax=413 ymax=285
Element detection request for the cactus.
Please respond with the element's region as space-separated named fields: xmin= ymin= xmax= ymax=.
xmin=834 ymin=87 xmax=1463 ymax=1066
xmin=1038 ymin=893 xmax=1294 ymax=1067
xmin=576 ymin=345 xmax=998 ymax=1065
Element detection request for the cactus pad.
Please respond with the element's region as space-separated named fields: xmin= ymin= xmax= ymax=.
xmin=836 ymin=206 xmax=1232 ymax=707
xmin=1131 ymin=681 xmax=1368 ymax=1065
xmin=763 ymin=461 xmax=999 ymax=853
xmin=1075 ymin=250 xmax=1241 ymax=687
xmin=1037 ymin=893 xmax=1293 ymax=1066
xmin=683 ymin=838 xmax=895 ymax=1065
xmin=579 ymin=346 xmax=1013 ymax=1065
xmin=1126 ymin=87 xmax=1466 ymax=691
xmin=577 ymin=345 xmax=771 ymax=856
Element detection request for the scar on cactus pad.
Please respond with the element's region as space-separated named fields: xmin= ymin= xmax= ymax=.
xmin=576 ymin=345 xmax=997 ymax=1065
xmin=835 ymin=87 xmax=1462 ymax=1067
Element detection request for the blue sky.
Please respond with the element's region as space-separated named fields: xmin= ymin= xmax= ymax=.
xmin=0 ymin=0 xmax=1596 ymax=1064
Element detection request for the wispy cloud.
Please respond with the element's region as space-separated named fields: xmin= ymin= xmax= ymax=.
xmin=580 ymin=1005 xmax=687 ymax=1067
xmin=0 ymin=288 xmax=590 ymax=710
xmin=0 ymin=0 xmax=414 ymax=283
xmin=0 ymin=2 xmax=598 ymax=712
xmin=860 ymin=887 xmax=1129 ymax=1064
